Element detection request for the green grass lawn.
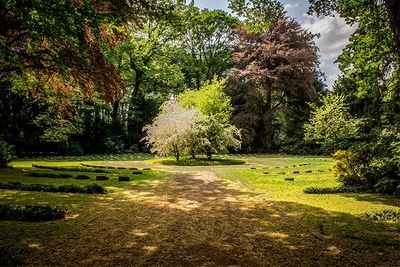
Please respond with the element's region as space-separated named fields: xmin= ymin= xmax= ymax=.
xmin=1 ymin=154 xmax=399 ymax=265
xmin=214 ymin=156 xmax=400 ymax=215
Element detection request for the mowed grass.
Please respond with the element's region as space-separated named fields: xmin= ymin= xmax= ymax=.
xmin=215 ymin=156 xmax=400 ymax=215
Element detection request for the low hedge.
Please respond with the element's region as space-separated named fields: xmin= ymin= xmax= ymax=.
xmin=365 ymin=210 xmax=400 ymax=222
xmin=156 ymin=158 xmax=246 ymax=166
xmin=303 ymin=185 xmax=368 ymax=194
xmin=32 ymin=164 xmax=107 ymax=173
xmin=0 ymin=182 xmax=107 ymax=194
xmin=26 ymin=172 xmax=72 ymax=178
xmin=0 ymin=204 xmax=66 ymax=221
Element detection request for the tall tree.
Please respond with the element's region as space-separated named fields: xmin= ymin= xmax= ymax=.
xmin=226 ymin=18 xmax=318 ymax=152
xmin=179 ymin=4 xmax=238 ymax=89
xmin=308 ymin=0 xmax=400 ymax=56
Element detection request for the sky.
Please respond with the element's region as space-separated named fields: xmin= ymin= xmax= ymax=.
xmin=193 ymin=0 xmax=356 ymax=89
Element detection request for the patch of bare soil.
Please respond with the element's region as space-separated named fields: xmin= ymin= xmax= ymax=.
xmin=24 ymin=172 xmax=399 ymax=266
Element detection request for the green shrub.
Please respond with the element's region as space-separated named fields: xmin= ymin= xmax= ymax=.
xmin=27 ymin=172 xmax=72 ymax=178
xmin=0 ymin=182 xmax=106 ymax=194
xmin=96 ymin=176 xmax=109 ymax=181
xmin=0 ymin=204 xmax=66 ymax=221
xmin=0 ymin=139 xmax=14 ymax=167
xmin=118 ymin=176 xmax=130 ymax=181
xmin=32 ymin=165 xmax=108 ymax=173
xmin=157 ymin=158 xmax=246 ymax=166
xmin=303 ymin=185 xmax=367 ymax=194
xmin=333 ymin=150 xmax=366 ymax=186
xmin=365 ymin=210 xmax=400 ymax=222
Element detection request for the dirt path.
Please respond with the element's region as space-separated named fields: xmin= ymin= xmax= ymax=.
xmin=26 ymin=172 xmax=397 ymax=266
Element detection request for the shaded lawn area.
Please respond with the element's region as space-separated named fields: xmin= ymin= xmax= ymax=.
xmin=0 ymin=170 xmax=399 ymax=266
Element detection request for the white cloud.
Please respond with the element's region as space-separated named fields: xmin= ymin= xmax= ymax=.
xmin=284 ymin=3 xmax=299 ymax=11
xmin=301 ymin=13 xmax=357 ymax=88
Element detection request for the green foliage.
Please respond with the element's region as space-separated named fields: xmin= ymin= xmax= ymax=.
xmin=365 ymin=210 xmax=400 ymax=223
xmin=154 ymin=158 xmax=245 ymax=166
xmin=0 ymin=139 xmax=14 ymax=167
xmin=332 ymin=150 xmax=365 ymax=186
xmin=0 ymin=182 xmax=107 ymax=194
xmin=27 ymin=172 xmax=72 ymax=179
xmin=0 ymin=204 xmax=66 ymax=222
xmin=303 ymin=185 xmax=366 ymax=194
xmin=179 ymin=77 xmax=232 ymax=123
xmin=228 ymin=0 xmax=284 ymax=31
xmin=333 ymin=150 xmax=400 ymax=196
xmin=304 ymin=94 xmax=363 ymax=151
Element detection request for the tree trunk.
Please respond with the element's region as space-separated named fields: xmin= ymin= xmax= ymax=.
xmin=264 ymin=90 xmax=274 ymax=153
xmin=384 ymin=0 xmax=400 ymax=57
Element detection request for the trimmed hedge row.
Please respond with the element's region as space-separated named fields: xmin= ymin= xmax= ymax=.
xmin=303 ymin=185 xmax=368 ymax=194
xmin=365 ymin=210 xmax=400 ymax=222
xmin=27 ymin=172 xmax=72 ymax=178
xmin=0 ymin=182 xmax=107 ymax=194
xmin=0 ymin=204 xmax=66 ymax=221
xmin=31 ymin=164 xmax=108 ymax=173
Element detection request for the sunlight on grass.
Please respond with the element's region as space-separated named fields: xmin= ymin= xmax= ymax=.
xmin=215 ymin=156 xmax=400 ymax=215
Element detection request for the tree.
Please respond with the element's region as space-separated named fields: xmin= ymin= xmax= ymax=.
xmin=178 ymin=77 xmax=241 ymax=159
xmin=308 ymin=0 xmax=400 ymax=57
xmin=197 ymin=116 xmax=241 ymax=160
xmin=304 ymin=94 xmax=363 ymax=151
xmin=226 ymin=18 xmax=318 ymax=152
xmin=179 ymin=5 xmax=238 ymax=89
xmin=142 ymin=101 xmax=200 ymax=161
xmin=179 ymin=77 xmax=232 ymax=123
xmin=228 ymin=0 xmax=285 ymax=32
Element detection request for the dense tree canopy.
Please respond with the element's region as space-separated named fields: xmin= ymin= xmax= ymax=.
xmin=226 ymin=18 xmax=318 ymax=152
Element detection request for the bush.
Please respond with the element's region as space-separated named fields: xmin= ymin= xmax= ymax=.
xmin=333 ymin=150 xmax=366 ymax=186
xmin=156 ymin=158 xmax=246 ymax=166
xmin=32 ymin=165 xmax=108 ymax=173
xmin=365 ymin=210 xmax=400 ymax=222
xmin=118 ymin=176 xmax=130 ymax=181
xmin=0 ymin=182 xmax=107 ymax=194
xmin=303 ymin=185 xmax=367 ymax=194
xmin=333 ymin=150 xmax=400 ymax=195
xmin=0 ymin=139 xmax=14 ymax=167
xmin=27 ymin=172 xmax=73 ymax=178
xmin=0 ymin=204 xmax=66 ymax=221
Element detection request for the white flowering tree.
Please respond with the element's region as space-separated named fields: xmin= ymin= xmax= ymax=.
xmin=142 ymin=101 xmax=200 ymax=160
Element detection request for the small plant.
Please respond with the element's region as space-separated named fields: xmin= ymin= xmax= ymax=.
xmin=293 ymin=171 xmax=300 ymax=174
xmin=0 ymin=204 xmax=66 ymax=221
xmin=365 ymin=210 xmax=400 ymax=222
xmin=285 ymin=178 xmax=295 ymax=181
xmin=132 ymin=171 xmax=143 ymax=175
xmin=118 ymin=176 xmax=130 ymax=181
xmin=305 ymin=170 xmax=312 ymax=173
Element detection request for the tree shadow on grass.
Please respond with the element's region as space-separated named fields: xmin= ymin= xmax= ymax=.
xmin=339 ymin=193 xmax=400 ymax=208
xmin=1 ymin=172 xmax=399 ymax=266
